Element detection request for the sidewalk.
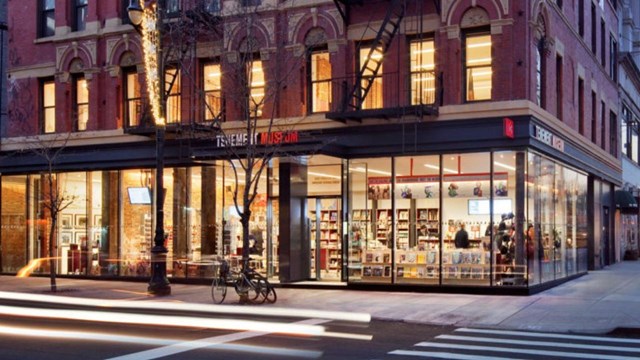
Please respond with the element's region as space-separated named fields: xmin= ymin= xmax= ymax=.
xmin=1 ymin=260 xmax=640 ymax=334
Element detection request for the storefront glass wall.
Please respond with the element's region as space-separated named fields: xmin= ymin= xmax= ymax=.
xmin=442 ymin=153 xmax=492 ymax=286
xmin=394 ymin=155 xmax=440 ymax=285
xmin=121 ymin=169 xmax=152 ymax=277
xmin=348 ymin=158 xmax=392 ymax=283
xmin=1 ymin=176 xmax=27 ymax=273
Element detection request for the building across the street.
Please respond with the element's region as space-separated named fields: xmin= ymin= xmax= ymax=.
xmin=0 ymin=0 xmax=627 ymax=294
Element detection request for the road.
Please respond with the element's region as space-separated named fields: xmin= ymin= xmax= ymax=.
xmin=0 ymin=298 xmax=639 ymax=359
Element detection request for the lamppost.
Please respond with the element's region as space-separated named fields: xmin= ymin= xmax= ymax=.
xmin=128 ymin=0 xmax=170 ymax=295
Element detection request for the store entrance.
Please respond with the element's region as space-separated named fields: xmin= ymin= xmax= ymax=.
xmin=309 ymin=197 xmax=342 ymax=281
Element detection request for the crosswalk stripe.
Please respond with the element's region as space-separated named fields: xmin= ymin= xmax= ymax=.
xmin=455 ymin=328 xmax=640 ymax=345
xmin=388 ymin=349 xmax=526 ymax=360
xmin=437 ymin=334 xmax=640 ymax=353
xmin=414 ymin=341 xmax=640 ymax=360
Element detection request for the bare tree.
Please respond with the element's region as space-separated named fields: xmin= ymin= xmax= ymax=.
xmin=7 ymin=77 xmax=76 ymax=292
xmin=163 ymin=1 xmax=318 ymax=272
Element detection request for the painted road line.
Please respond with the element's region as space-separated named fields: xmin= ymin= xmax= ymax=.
xmin=389 ymin=350 xmax=526 ymax=360
xmin=437 ymin=334 xmax=640 ymax=353
xmin=107 ymin=319 xmax=330 ymax=360
xmin=455 ymin=328 xmax=640 ymax=345
xmin=414 ymin=341 xmax=640 ymax=360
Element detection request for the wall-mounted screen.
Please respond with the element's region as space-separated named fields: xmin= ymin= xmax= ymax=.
xmin=468 ymin=199 xmax=512 ymax=215
xmin=127 ymin=187 xmax=152 ymax=205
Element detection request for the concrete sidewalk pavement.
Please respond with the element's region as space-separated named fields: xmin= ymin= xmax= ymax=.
xmin=1 ymin=260 xmax=639 ymax=334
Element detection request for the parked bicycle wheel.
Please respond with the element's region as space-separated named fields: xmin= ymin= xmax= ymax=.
xmin=211 ymin=276 xmax=227 ymax=304
xmin=255 ymin=278 xmax=276 ymax=304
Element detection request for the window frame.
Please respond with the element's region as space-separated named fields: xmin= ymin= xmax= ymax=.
xmin=610 ymin=111 xmax=618 ymax=157
xmin=246 ymin=56 xmax=265 ymax=118
xmin=307 ymin=47 xmax=332 ymax=114
xmin=600 ymin=19 xmax=606 ymax=66
xmin=600 ymin=100 xmax=606 ymax=149
xmin=357 ymin=43 xmax=384 ymax=109
xmin=73 ymin=0 xmax=89 ymax=32
xmin=610 ymin=35 xmax=617 ymax=81
xmin=409 ymin=37 xmax=436 ymax=106
xmin=591 ymin=2 xmax=596 ymax=55
xmin=556 ymin=54 xmax=563 ymax=121
xmin=39 ymin=0 xmax=55 ymax=38
xmin=165 ymin=66 xmax=181 ymax=124
xmin=123 ymin=67 xmax=143 ymax=128
xmin=578 ymin=0 xmax=585 ymax=37
xmin=591 ymin=91 xmax=597 ymax=143
xmin=73 ymin=75 xmax=89 ymax=131
xmin=578 ymin=77 xmax=585 ymax=136
xmin=164 ymin=0 xmax=181 ymax=17
xmin=41 ymin=78 xmax=56 ymax=134
xmin=463 ymin=30 xmax=492 ymax=102
xmin=202 ymin=61 xmax=223 ymax=122
xmin=536 ymin=37 xmax=546 ymax=109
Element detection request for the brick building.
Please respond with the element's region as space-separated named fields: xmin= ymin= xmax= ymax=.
xmin=0 ymin=0 xmax=623 ymax=294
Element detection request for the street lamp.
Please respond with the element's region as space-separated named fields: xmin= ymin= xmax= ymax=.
xmin=128 ymin=0 xmax=170 ymax=296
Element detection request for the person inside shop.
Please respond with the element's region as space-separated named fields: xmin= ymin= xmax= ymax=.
xmin=454 ymin=222 xmax=470 ymax=249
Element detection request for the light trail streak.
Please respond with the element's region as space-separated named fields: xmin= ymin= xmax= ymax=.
xmin=0 ymin=305 xmax=325 ymax=337
xmin=0 ymin=324 xmax=322 ymax=359
xmin=0 ymin=291 xmax=371 ymax=323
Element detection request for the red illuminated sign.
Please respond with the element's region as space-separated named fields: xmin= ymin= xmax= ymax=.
xmin=503 ymin=117 xmax=515 ymax=139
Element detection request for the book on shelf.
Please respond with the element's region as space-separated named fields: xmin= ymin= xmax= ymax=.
xmin=372 ymin=266 xmax=383 ymax=277
xmin=397 ymin=266 xmax=404 ymax=278
xmin=384 ymin=265 xmax=391 ymax=277
xmin=363 ymin=266 xmax=372 ymax=277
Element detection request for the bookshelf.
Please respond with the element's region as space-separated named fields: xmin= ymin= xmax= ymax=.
xmin=311 ymin=207 xmax=341 ymax=277
xmin=376 ymin=209 xmax=391 ymax=244
xmin=417 ymin=208 xmax=439 ymax=241
xmin=396 ymin=209 xmax=410 ymax=249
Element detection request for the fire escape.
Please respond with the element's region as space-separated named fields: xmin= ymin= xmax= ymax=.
xmin=327 ymin=0 xmax=442 ymax=122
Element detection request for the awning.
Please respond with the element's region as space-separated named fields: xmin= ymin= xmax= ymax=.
xmin=615 ymin=190 xmax=639 ymax=214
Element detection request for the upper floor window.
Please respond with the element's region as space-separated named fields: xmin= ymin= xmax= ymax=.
xmin=40 ymin=0 xmax=55 ymax=38
xmin=622 ymin=107 xmax=629 ymax=156
xmin=165 ymin=68 xmax=181 ymax=124
xmin=165 ymin=0 xmax=181 ymax=15
xmin=122 ymin=0 xmax=131 ymax=25
xmin=41 ymin=79 xmax=56 ymax=133
xmin=309 ymin=50 xmax=331 ymax=113
xmin=203 ymin=0 xmax=221 ymax=13
xmin=578 ymin=77 xmax=585 ymax=135
xmin=465 ymin=32 xmax=492 ymax=101
xmin=124 ymin=68 xmax=142 ymax=127
xmin=610 ymin=111 xmax=618 ymax=157
xmin=536 ymin=38 xmax=546 ymax=108
xmin=591 ymin=3 xmax=596 ymax=55
xmin=610 ymin=36 xmax=617 ymax=81
xmin=410 ymin=38 xmax=436 ymax=105
xmin=359 ymin=45 xmax=384 ymax=109
xmin=247 ymin=59 xmax=265 ymax=117
xmin=556 ymin=54 xmax=563 ymax=121
xmin=74 ymin=0 xmax=88 ymax=32
xmin=600 ymin=19 xmax=606 ymax=66
xmin=74 ymin=76 xmax=89 ymax=131
xmin=203 ymin=62 xmax=222 ymax=122
xmin=578 ymin=0 xmax=585 ymax=37
xmin=557 ymin=0 xmax=563 ymax=8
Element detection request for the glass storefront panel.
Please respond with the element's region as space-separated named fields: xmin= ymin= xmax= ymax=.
xmin=394 ymin=155 xmax=440 ymax=285
xmin=528 ymin=151 xmax=588 ymax=282
xmin=1 ymin=176 xmax=27 ymax=273
xmin=220 ymin=161 xmax=268 ymax=274
xmin=491 ymin=151 xmax=524 ymax=286
xmin=526 ymin=153 xmax=541 ymax=286
xmin=348 ymin=158 xmax=392 ymax=283
xmin=442 ymin=153 xmax=491 ymax=286
xmin=121 ymin=169 xmax=152 ymax=277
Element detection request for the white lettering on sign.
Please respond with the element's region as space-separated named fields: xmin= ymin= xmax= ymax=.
xmin=534 ymin=125 xmax=564 ymax=152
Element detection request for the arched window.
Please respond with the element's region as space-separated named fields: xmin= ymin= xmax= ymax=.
xmin=461 ymin=8 xmax=491 ymax=102
xmin=535 ymin=15 xmax=547 ymax=109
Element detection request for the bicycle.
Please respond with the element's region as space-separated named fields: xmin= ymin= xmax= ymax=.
xmin=211 ymin=260 xmax=276 ymax=304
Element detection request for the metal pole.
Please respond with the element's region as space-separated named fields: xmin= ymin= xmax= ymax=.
xmin=147 ymin=0 xmax=170 ymax=295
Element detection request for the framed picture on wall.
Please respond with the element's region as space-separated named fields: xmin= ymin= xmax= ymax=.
xmin=61 ymin=214 xmax=73 ymax=229
xmin=75 ymin=232 xmax=87 ymax=245
xmin=75 ymin=215 xmax=87 ymax=229
xmin=60 ymin=231 xmax=72 ymax=244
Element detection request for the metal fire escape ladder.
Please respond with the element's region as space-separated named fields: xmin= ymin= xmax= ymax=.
xmin=343 ymin=0 xmax=406 ymax=112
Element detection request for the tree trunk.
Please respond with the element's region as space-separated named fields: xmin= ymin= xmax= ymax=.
xmin=241 ymin=209 xmax=252 ymax=271
xmin=48 ymin=215 xmax=57 ymax=293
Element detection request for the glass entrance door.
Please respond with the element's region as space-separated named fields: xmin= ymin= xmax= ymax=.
xmin=309 ymin=197 xmax=342 ymax=281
